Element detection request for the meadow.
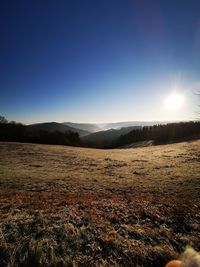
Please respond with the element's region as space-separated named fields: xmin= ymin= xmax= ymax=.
xmin=0 ymin=140 xmax=199 ymax=267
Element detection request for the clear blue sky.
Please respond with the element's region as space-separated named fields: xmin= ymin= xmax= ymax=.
xmin=1 ymin=0 xmax=200 ymax=123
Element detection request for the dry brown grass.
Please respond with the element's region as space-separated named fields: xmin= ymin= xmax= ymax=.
xmin=0 ymin=140 xmax=200 ymax=266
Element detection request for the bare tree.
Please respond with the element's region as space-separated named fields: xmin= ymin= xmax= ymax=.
xmin=197 ymin=90 xmax=200 ymax=117
xmin=193 ymin=89 xmax=200 ymax=119
xmin=0 ymin=116 xmax=8 ymax=124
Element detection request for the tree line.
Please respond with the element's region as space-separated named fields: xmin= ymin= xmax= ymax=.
xmin=116 ymin=121 xmax=200 ymax=147
xmin=0 ymin=116 xmax=80 ymax=146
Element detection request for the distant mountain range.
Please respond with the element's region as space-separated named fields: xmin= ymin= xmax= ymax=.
xmin=81 ymin=126 xmax=141 ymax=148
xmin=63 ymin=122 xmax=101 ymax=133
xmin=64 ymin=121 xmax=173 ymax=132
xmin=27 ymin=121 xmax=176 ymax=144
xmin=27 ymin=122 xmax=90 ymax=137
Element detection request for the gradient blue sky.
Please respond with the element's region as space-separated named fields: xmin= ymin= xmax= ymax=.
xmin=1 ymin=0 xmax=200 ymax=123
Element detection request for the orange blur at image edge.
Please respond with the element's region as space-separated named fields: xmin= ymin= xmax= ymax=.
xmin=165 ymin=260 xmax=182 ymax=267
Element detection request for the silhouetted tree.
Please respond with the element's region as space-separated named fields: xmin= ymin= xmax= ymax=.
xmin=0 ymin=116 xmax=8 ymax=124
xmin=0 ymin=117 xmax=80 ymax=147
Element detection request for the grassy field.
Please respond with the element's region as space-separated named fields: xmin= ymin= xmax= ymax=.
xmin=0 ymin=140 xmax=200 ymax=267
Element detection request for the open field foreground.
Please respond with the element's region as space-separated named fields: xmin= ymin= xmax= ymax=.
xmin=0 ymin=141 xmax=200 ymax=267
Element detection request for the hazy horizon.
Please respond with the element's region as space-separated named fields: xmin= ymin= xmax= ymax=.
xmin=22 ymin=118 xmax=188 ymax=126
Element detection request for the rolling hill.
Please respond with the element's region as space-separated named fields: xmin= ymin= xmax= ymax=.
xmin=81 ymin=126 xmax=141 ymax=147
xmin=98 ymin=121 xmax=175 ymax=130
xmin=63 ymin=121 xmax=174 ymax=133
xmin=63 ymin=122 xmax=101 ymax=133
xmin=27 ymin=122 xmax=90 ymax=137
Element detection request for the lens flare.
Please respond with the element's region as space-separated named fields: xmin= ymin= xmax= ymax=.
xmin=164 ymin=92 xmax=184 ymax=111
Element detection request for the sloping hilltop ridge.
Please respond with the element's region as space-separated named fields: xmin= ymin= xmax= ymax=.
xmin=0 ymin=140 xmax=199 ymax=267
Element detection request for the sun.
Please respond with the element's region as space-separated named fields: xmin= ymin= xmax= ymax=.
xmin=164 ymin=92 xmax=184 ymax=111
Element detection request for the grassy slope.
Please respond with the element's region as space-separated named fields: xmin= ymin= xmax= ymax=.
xmin=0 ymin=141 xmax=200 ymax=267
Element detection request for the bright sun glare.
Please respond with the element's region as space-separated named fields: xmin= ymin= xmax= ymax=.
xmin=164 ymin=92 xmax=184 ymax=112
